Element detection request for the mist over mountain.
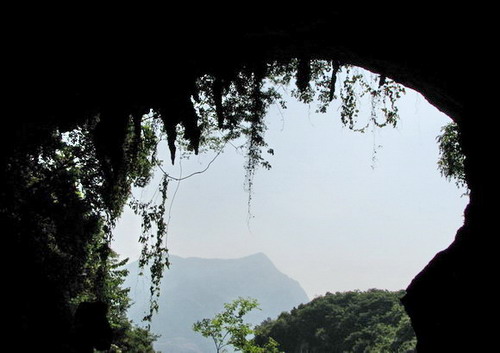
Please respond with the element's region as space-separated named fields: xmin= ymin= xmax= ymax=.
xmin=124 ymin=253 xmax=309 ymax=353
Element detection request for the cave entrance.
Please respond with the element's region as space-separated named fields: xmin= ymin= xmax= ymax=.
xmin=113 ymin=67 xmax=467 ymax=306
xmin=7 ymin=7 xmax=487 ymax=352
xmin=111 ymin=67 xmax=469 ymax=353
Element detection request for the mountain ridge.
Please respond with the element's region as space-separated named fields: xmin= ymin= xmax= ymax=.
xmin=124 ymin=252 xmax=309 ymax=353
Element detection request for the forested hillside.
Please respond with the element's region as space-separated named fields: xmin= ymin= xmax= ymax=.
xmin=254 ymin=289 xmax=415 ymax=353
xmin=125 ymin=253 xmax=309 ymax=353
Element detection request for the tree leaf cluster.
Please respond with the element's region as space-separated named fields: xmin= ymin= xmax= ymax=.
xmin=193 ymin=297 xmax=283 ymax=353
xmin=253 ymin=289 xmax=416 ymax=353
xmin=72 ymin=249 xmax=160 ymax=352
xmin=2 ymin=117 xmax=162 ymax=350
xmin=437 ymin=122 xmax=467 ymax=189
xmin=186 ymin=60 xmax=405 ymax=203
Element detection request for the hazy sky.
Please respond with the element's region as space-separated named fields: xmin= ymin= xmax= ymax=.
xmin=112 ymin=78 xmax=468 ymax=299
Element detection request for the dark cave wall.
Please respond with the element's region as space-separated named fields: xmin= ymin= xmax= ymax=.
xmin=402 ymin=105 xmax=496 ymax=352
xmin=3 ymin=5 xmax=493 ymax=352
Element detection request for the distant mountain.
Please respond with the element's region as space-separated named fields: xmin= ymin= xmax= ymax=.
xmin=124 ymin=253 xmax=309 ymax=353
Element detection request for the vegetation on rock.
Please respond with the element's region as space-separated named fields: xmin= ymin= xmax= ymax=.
xmin=254 ymin=290 xmax=416 ymax=353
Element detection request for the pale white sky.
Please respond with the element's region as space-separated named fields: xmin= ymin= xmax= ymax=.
xmin=112 ymin=79 xmax=468 ymax=299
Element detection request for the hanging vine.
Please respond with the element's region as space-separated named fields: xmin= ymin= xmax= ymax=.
xmin=5 ymin=59 xmax=407 ymax=325
xmin=113 ymin=60 xmax=407 ymax=320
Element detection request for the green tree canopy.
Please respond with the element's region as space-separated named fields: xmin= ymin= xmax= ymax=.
xmin=72 ymin=247 xmax=160 ymax=353
xmin=437 ymin=122 xmax=467 ymax=190
xmin=254 ymin=289 xmax=416 ymax=353
xmin=193 ymin=297 xmax=283 ymax=353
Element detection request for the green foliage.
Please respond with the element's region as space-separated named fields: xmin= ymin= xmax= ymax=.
xmin=437 ymin=122 xmax=467 ymax=189
xmin=109 ymin=323 xmax=159 ymax=353
xmin=103 ymin=253 xmax=160 ymax=353
xmin=3 ymin=126 xmax=106 ymax=304
xmin=3 ymin=114 xmax=163 ymax=348
xmin=63 ymin=115 xmax=170 ymax=319
xmin=72 ymin=248 xmax=159 ymax=352
xmin=193 ymin=297 xmax=283 ymax=353
xmin=188 ymin=60 xmax=405 ymax=211
xmin=253 ymin=290 xmax=416 ymax=353
xmin=4 ymin=58 xmax=408 ymax=337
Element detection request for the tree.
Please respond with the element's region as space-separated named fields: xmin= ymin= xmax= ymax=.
xmin=437 ymin=122 xmax=467 ymax=190
xmin=2 ymin=119 xmax=164 ymax=351
xmin=193 ymin=297 xmax=283 ymax=353
xmin=254 ymin=290 xmax=416 ymax=353
xmin=72 ymin=247 xmax=160 ymax=353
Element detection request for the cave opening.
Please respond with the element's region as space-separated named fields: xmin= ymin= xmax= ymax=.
xmin=111 ymin=73 xmax=468 ymax=352
xmin=4 ymin=7 xmax=491 ymax=352
xmin=114 ymin=76 xmax=468 ymax=296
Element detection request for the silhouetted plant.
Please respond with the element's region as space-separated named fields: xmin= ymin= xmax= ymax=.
xmin=437 ymin=122 xmax=467 ymax=190
xmin=254 ymin=290 xmax=416 ymax=353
